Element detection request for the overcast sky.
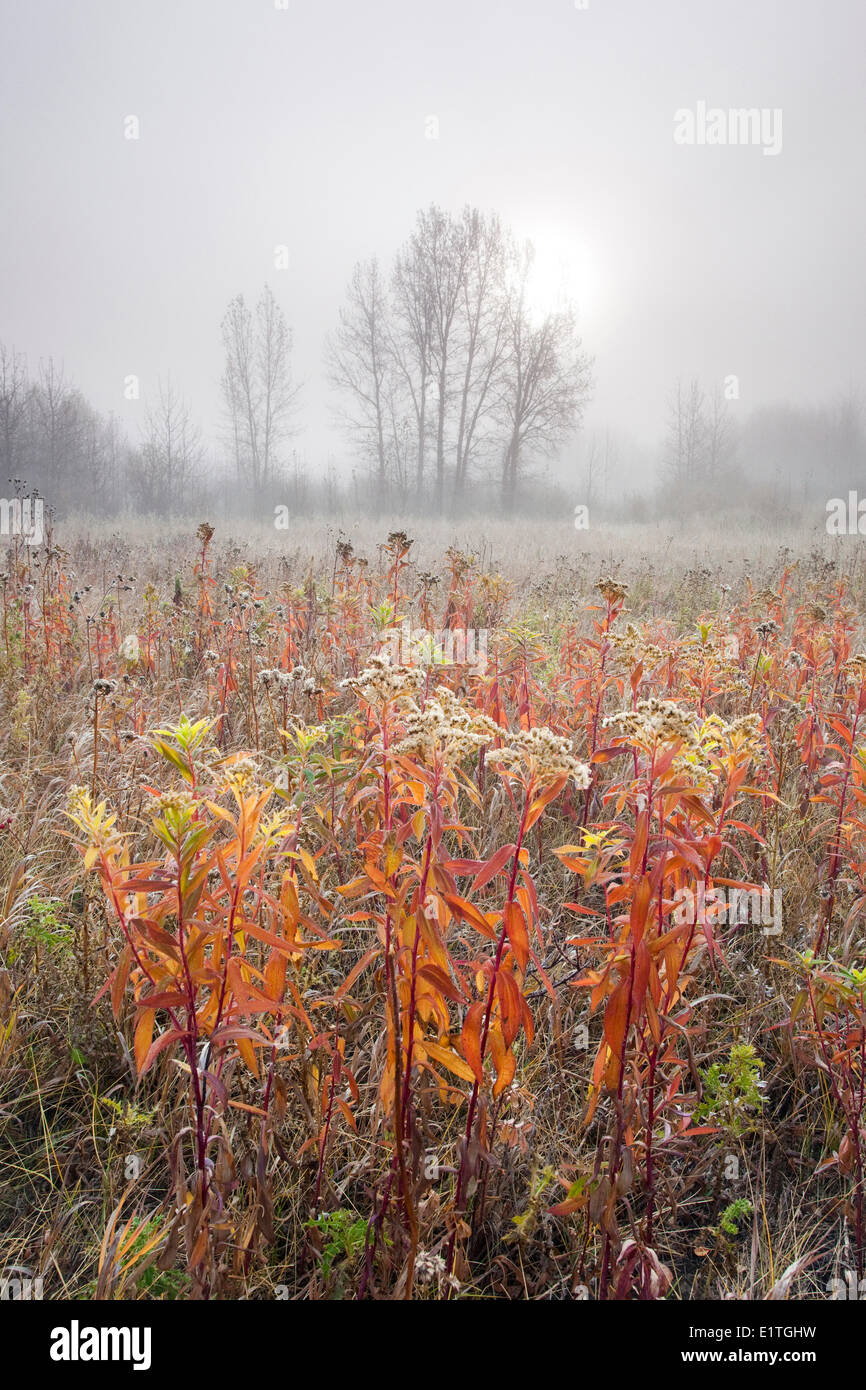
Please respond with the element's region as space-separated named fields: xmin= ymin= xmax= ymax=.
xmin=1 ymin=0 xmax=864 ymax=481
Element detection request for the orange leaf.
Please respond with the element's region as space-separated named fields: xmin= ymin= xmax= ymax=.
xmin=111 ymin=944 xmax=133 ymax=1019
xmin=133 ymin=1009 xmax=155 ymax=1074
xmin=442 ymin=893 xmax=497 ymax=940
xmin=630 ymin=874 xmax=652 ymax=945
xmin=504 ymin=901 xmax=529 ymax=972
xmin=603 ymin=979 xmax=630 ymax=1062
xmin=139 ymin=1026 xmax=185 ymax=1075
xmin=236 ymin=1036 xmax=260 ymax=1078
xmin=489 ymin=1028 xmax=516 ymax=1096
xmin=461 ymin=1001 xmax=486 ymax=1082
xmin=496 ymin=967 xmax=523 ymax=1048
xmin=417 ymin=963 xmax=465 ymax=1004
xmin=471 ymin=843 xmax=516 ymax=892
xmin=423 ymin=1040 xmax=477 ymax=1084
xmin=524 ymin=775 xmax=567 ymax=832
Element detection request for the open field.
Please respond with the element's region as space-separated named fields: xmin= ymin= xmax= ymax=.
xmin=1 ymin=517 xmax=865 ymax=1301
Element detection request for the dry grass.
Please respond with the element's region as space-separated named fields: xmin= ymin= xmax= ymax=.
xmin=0 ymin=514 xmax=864 ymax=1301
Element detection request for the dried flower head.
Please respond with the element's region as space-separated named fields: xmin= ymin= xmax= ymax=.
xmin=752 ymin=587 xmax=781 ymax=607
xmin=221 ymin=757 xmax=261 ymax=794
xmin=603 ymin=698 xmax=698 ymax=752
xmin=340 ymin=652 xmax=425 ymax=706
xmin=608 ymin=622 xmax=662 ymax=666
xmin=698 ymin=712 xmax=765 ymax=765
xmin=596 ymin=576 xmax=629 ymax=605
xmin=487 ymin=725 xmax=590 ymax=788
xmin=844 ymin=653 xmax=866 ymax=684
xmin=394 ymin=686 xmax=493 ymax=764
xmin=155 ymin=787 xmax=196 ymax=818
xmin=67 ymin=784 xmax=91 ymax=817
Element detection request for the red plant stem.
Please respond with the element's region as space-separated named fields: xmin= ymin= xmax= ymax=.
xmin=173 ymin=843 xmax=207 ymax=1197
xmin=642 ymin=794 xmax=669 ymax=1284
xmin=312 ymin=1023 xmax=341 ymax=1213
xmin=400 ymin=805 xmax=436 ymax=1137
xmin=601 ymin=752 xmax=654 ymax=1299
xmin=379 ymin=698 xmax=418 ymax=1295
xmin=817 ymin=691 xmax=862 ymax=954
xmin=583 ymin=600 xmax=615 ymax=827
xmin=805 ymin=974 xmax=865 ymax=1278
xmin=446 ymin=782 xmax=533 ymax=1288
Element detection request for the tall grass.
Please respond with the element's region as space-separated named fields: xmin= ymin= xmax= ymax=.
xmin=0 ymin=519 xmax=863 ymax=1300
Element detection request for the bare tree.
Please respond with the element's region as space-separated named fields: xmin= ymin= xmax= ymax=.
xmin=221 ymin=286 xmax=298 ymax=490
xmin=498 ymin=254 xmax=593 ymax=503
xmin=32 ymin=359 xmax=88 ymax=498
xmin=81 ymin=408 xmax=125 ymax=511
xmin=134 ymin=378 xmax=202 ymax=512
xmin=257 ymin=285 xmax=298 ymax=488
xmin=222 ymin=293 xmax=256 ymax=483
xmin=602 ymin=429 xmax=620 ymax=505
xmin=391 ymin=228 xmax=434 ymax=499
xmin=0 ymin=345 xmax=31 ymax=479
xmin=663 ymin=378 xmax=708 ymax=486
xmin=331 ymin=210 xmax=592 ymax=511
xmin=706 ymin=386 xmax=735 ymax=479
xmin=331 ymin=213 xmax=512 ymax=509
xmin=385 ymin=403 xmax=414 ymax=504
xmin=582 ymin=428 xmax=619 ymax=508
xmin=325 ymin=259 xmax=393 ymax=499
xmin=451 ymin=207 xmax=510 ymax=502
xmin=827 ymin=388 xmax=864 ymax=483
xmin=411 ymin=205 xmax=472 ymax=509
xmin=583 ymin=432 xmax=601 ymax=508
xmin=334 ymin=206 xmax=557 ymax=510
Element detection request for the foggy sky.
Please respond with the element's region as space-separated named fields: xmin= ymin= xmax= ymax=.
xmin=1 ymin=0 xmax=864 ymax=485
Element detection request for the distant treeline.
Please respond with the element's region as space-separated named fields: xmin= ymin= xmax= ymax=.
xmin=1 ymin=203 xmax=863 ymax=522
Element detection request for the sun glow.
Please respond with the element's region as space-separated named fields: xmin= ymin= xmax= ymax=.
xmin=519 ymin=226 xmax=602 ymax=322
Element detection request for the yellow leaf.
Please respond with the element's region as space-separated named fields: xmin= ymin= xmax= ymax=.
xmin=423 ymin=1040 xmax=477 ymax=1083
xmin=298 ymin=846 xmax=318 ymax=881
xmin=236 ymin=1036 xmax=260 ymax=1078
